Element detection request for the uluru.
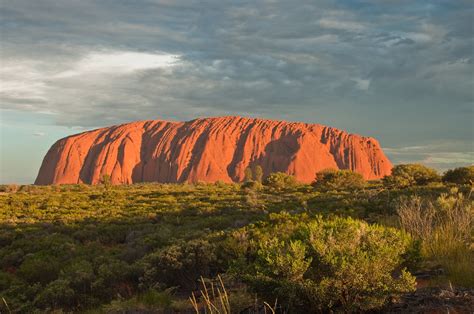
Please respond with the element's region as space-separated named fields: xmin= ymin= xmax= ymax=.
xmin=35 ymin=116 xmax=392 ymax=185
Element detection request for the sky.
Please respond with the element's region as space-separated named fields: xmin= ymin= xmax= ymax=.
xmin=0 ymin=0 xmax=473 ymax=184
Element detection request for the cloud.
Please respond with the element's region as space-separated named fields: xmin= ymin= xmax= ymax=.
xmin=0 ymin=50 xmax=181 ymax=120
xmin=352 ymin=78 xmax=370 ymax=91
xmin=0 ymin=61 xmax=48 ymax=104
xmin=318 ymin=18 xmax=366 ymax=32
xmin=422 ymin=152 xmax=473 ymax=165
xmin=0 ymin=0 xmax=471 ymax=140
xmin=56 ymin=51 xmax=179 ymax=77
xmin=384 ymin=141 xmax=474 ymax=171
xmin=33 ymin=131 xmax=45 ymax=137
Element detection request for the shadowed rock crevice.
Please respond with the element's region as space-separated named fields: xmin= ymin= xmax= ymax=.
xmin=251 ymin=132 xmax=301 ymax=178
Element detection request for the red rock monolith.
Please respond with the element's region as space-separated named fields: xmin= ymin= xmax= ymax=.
xmin=35 ymin=116 xmax=392 ymax=184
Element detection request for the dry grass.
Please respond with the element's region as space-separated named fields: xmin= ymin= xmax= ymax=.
xmin=189 ymin=275 xmax=231 ymax=314
xmin=397 ymin=188 xmax=473 ymax=287
xmin=189 ymin=275 xmax=278 ymax=314
xmin=1 ymin=297 xmax=12 ymax=314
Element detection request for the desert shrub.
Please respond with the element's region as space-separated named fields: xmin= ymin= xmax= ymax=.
xmin=243 ymin=189 xmax=261 ymax=209
xmin=100 ymin=173 xmax=112 ymax=189
xmin=243 ymin=166 xmax=264 ymax=185
xmin=263 ymin=172 xmax=297 ymax=190
xmin=93 ymin=258 xmax=137 ymax=296
xmin=17 ymin=255 xmax=61 ymax=285
xmin=397 ymin=188 xmax=473 ymax=287
xmin=442 ymin=166 xmax=474 ymax=185
xmin=312 ymin=169 xmax=366 ymax=191
xmin=244 ymin=167 xmax=253 ymax=182
xmin=0 ymin=184 xmax=19 ymax=193
xmin=140 ymin=239 xmax=218 ymax=290
xmin=34 ymin=279 xmax=75 ymax=310
xmin=383 ymin=164 xmax=441 ymax=188
xmin=60 ymin=260 xmax=95 ymax=295
xmin=229 ymin=213 xmax=416 ymax=312
xmin=254 ymin=165 xmax=264 ymax=183
xmin=241 ymin=180 xmax=262 ymax=191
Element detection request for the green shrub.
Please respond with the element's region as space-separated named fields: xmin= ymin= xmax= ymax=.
xmin=312 ymin=169 xmax=366 ymax=191
xmin=263 ymin=172 xmax=297 ymax=190
xmin=60 ymin=260 xmax=94 ymax=294
xmin=442 ymin=166 xmax=474 ymax=185
xmin=243 ymin=165 xmax=264 ymax=184
xmin=100 ymin=173 xmax=112 ymax=189
xmin=34 ymin=279 xmax=75 ymax=310
xmin=244 ymin=167 xmax=253 ymax=182
xmin=0 ymin=184 xmax=19 ymax=193
xmin=141 ymin=239 xmax=217 ymax=290
xmin=17 ymin=256 xmax=61 ymax=285
xmin=241 ymin=180 xmax=262 ymax=190
xmin=229 ymin=213 xmax=416 ymax=312
xmin=254 ymin=165 xmax=264 ymax=183
xmin=383 ymin=164 xmax=441 ymax=188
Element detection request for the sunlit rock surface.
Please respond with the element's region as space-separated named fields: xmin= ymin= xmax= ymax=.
xmin=35 ymin=116 xmax=392 ymax=184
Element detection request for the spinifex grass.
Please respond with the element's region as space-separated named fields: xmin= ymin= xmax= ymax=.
xmin=397 ymin=188 xmax=473 ymax=287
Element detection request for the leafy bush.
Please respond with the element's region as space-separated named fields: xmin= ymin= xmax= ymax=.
xmin=241 ymin=180 xmax=262 ymax=190
xmin=141 ymin=239 xmax=217 ymax=290
xmin=442 ymin=166 xmax=474 ymax=185
xmin=243 ymin=165 xmax=264 ymax=185
xmin=254 ymin=165 xmax=264 ymax=183
xmin=312 ymin=169 xmax=366 ymax=191
xmin=244 ymin=167 xmax=253 ymax=182
xmin=229 ymin=213 xmax=416 ymax=312
xmin=17 ymin=255 xmax=61 ymax=285
xmin=263 ymin=172 xmax=297 ymax=189
xmin=100 ymin=173 xmax=112 ymax=189
xmin=0 ymin=184 xmax=19 ymax=193
xmin=34 ymin=279 xmax=75 ymax=310
xmin=383 ymin=164 xmax=441 ymax=188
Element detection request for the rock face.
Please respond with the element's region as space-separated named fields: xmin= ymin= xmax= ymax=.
xmin=35 ymin=116 xmax=392 ymax=185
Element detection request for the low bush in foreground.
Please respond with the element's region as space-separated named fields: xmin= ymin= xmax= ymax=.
xmin=227 ymin=213 xmax=417 ymax=312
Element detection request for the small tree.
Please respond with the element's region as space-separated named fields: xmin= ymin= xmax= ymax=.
xmin=383 ymin=164 xmax=440 ymax=188
xmin=100 ymin=174 xmax=112 ymax=190
xmin=254 ymin=165 xmax=264 ymax=183
xmin=263 ymin=172 xmax=297 ymax=189
xmin=244 ymin=167 xmax=253 ymax=183
xmin=442 ymin=166 xmax=474 ymax=185
xmin=312 ymin=169 xmax=366 ymax=191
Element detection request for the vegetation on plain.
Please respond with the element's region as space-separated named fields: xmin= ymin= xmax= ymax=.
xmin=0 ymin=164 xmax=472 ymax=313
